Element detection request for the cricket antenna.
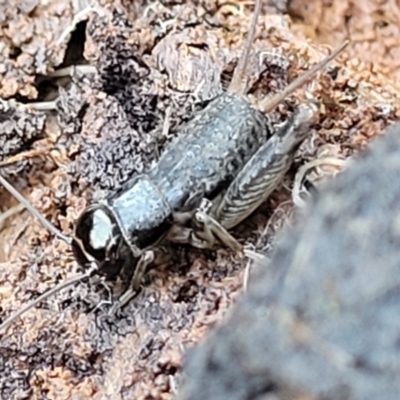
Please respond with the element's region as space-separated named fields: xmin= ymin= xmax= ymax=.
xmin=228 ymin=0 xmax=263 ymax=94
xmin=260 ymin=40 xmax=350 ymax=113
xmin=0 ymin=272 xmax=91 ymax=334
xmin=0 ymin=173 xmax=73 ymax=245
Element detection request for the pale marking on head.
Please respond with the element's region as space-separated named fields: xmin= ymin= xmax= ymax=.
xmin=90 ymin=209 xmax=114 ymax=250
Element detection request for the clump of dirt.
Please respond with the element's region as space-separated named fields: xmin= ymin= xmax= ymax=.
xmin=288 ymin=0 xmax=400 ymax=85
xmin=0 ymin=0 xmax=399 ymax=399
xmin=0 ymin=0 xmax=91 ymax=99
xmin=0 ymin=98 xmax=47 ymax=178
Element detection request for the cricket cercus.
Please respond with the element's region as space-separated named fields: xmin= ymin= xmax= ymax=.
xmin=0 ymin=0 xmax=349 ymax=332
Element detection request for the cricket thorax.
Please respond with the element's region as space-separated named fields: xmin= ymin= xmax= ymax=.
xmin=109 ymin=174 xmax=174 ymax=249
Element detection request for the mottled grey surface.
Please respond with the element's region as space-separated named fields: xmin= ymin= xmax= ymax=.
xmin=0 ymin=98 xmax=46 ymax=178
xmin=151 ymin=92 xmax=271 ymax=212
xmin=177 ymin=122 xmax=400 ymax=400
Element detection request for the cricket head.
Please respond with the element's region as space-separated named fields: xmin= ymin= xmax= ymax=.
xmin=0 ymin=172 xmax=134 ymax=280
xmin=72 ymin=203 xmax=130 ymax=279
xmin=0 ymin=174 xmax=127 ymax=333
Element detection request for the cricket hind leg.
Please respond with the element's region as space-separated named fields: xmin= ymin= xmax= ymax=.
xmin=167 ymin=198 xmax=244 ymax=254
xmin=167 ymin=104 xmax=317 ymax=262
xmin=193 ymin=199 xmax=244 ymax=253
xmin=167 ymin=199 xmax=269 ymax=265
xmin=192 ymin=199 xmax=270 ymax=263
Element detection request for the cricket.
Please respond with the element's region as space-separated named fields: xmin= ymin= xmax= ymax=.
xmin=0 ymin=0 xmax=349 ymax=333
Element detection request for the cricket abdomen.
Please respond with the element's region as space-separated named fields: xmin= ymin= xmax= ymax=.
xmin=150 ymin=92 xmax=271 ymax=211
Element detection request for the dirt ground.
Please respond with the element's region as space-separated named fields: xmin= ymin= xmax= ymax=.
xmin=0 ymin=0 xmax=399 ymax=399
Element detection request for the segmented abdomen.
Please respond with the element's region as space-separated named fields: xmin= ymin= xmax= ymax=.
xmin=150 ymin=92 xmax=271 ymax=211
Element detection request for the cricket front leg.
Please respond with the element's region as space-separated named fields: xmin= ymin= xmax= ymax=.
xmin=108 ymin=247 xmax=171 ymax=315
